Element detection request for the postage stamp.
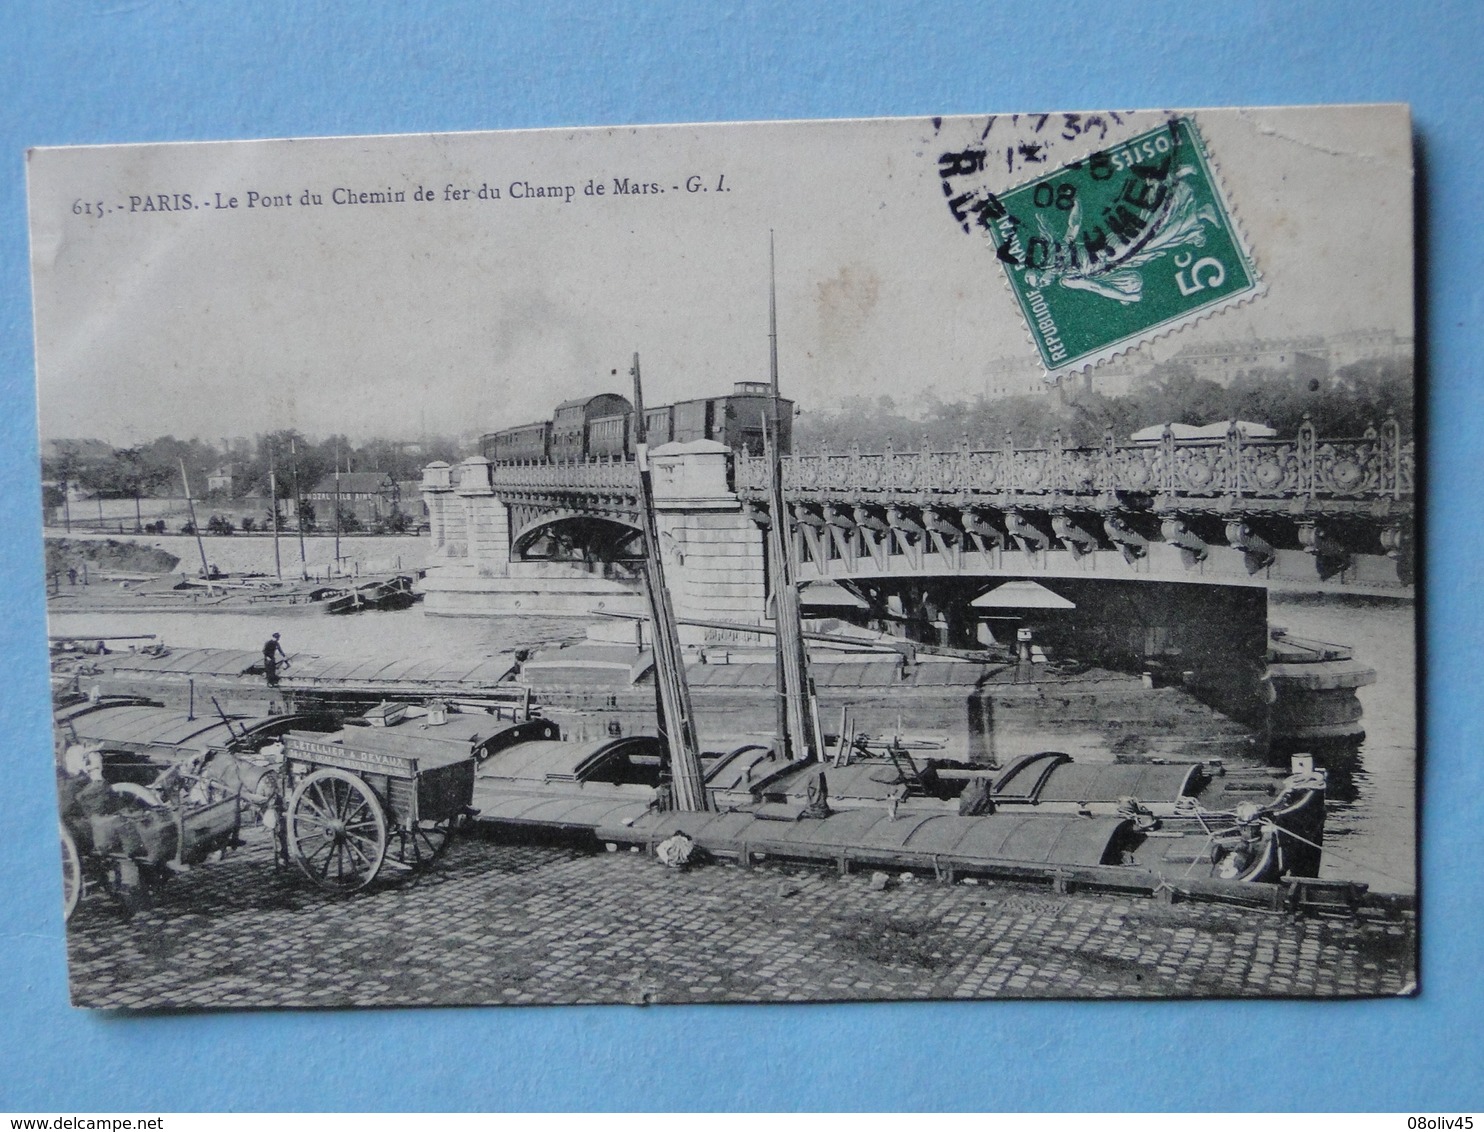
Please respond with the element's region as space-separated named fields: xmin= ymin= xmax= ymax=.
xmin=941 ymin=115 xmax=1263 ymax=376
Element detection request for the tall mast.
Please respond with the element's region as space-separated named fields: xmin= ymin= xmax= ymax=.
xmin=765 ymin=233 xmax=822 ymax=762
xmin=179 ymin=459 xmax=211 ymax=584
xmin=631 ymin=353 xmax=710 ymax=811
xmin=290 ymin=436 xmax=307 ymax=576
xmin=768 ymin=234 xmax=789 ymax=755
xmin=769 ymin=235 xmax=781 ymax=402
xmin=269 ymin=442 xmax=282 ymax=580
xmin=334 ymin=439 xmax=342 ymax=570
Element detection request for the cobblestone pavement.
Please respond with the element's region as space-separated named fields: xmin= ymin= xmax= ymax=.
xmin=65 ymin=830 xmax=1417 ymax=1009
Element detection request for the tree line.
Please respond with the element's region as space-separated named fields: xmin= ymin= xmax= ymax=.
xmin=40 ymin=430 xmax=464 ymax=532
xmin=794 ymin=357 xmax=1414 ymax=453
xmin=42 ymin=431 xmax=463 ymax=501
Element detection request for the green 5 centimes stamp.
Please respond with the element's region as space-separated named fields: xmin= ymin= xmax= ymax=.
xmin=977 ymin=117 xmax=1262 ymax=375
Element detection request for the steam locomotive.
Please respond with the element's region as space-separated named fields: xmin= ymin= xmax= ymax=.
xmin=480 ymin=382 xmax=794 ymax=463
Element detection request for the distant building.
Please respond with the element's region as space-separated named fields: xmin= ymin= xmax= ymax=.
xmin=395 ymin=479 xmax=429 ymax=527
xmin=1169 ymin=337 xmax=1329 ymax=382
xmin=307 ymin=471 xmax=400 ymax=527
xmin=1164 ymin=330 xmax=1411 ymax=385
xmin=982 ymin=356 xmax=1055 ymax=399
xmin=1081 ymin=355 xmax=1150 ymax=397
xmin=1322 ymin=329 xmax=1413 ymax=370
xmin=982 ymin=352 xmax=1151 ymax=399
xmin=206 ymin=466 xmax=235 ymax=495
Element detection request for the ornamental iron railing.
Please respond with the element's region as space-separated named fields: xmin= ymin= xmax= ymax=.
xmin=734 ymin=417 xmax=1413 ymax=506
xmin=445 ymin=419 xmax=1413 ymax=510
xmin=486 ymin=456 xmax=641 ymax=494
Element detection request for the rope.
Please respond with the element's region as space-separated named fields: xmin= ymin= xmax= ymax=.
xmin=1171 ymin=794 xmax=1239 ymax=837
xmin=1268 ymin=823 xmax=1415 ymax=887
xmin=1180 ymin=830 xmax=1228 ymax=879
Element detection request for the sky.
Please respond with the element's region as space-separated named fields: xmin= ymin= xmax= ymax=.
xmin=28 ymin=104 xmax=1413 ymax=444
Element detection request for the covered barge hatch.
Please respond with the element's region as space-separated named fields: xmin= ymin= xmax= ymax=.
xmin=592 ymin=808 xmax=1131 ymax=876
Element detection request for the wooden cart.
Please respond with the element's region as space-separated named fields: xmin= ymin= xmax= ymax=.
xmin=58 ymin=724 xmax=477 ymax=918
xmin=279 ymin=729 xmax=477 ymax=892
xmin=58 ymin=767 xmax=246 ymax=921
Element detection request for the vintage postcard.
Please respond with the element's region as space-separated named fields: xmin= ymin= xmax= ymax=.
xmin=29 ymin=105 xmax=1416 ymax=1009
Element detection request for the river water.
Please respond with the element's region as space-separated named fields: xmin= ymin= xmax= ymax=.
xmin=46 ymin=535 xmax=1417 ymax=894
xmin=1266 ymin=594 xmax=1416 ymax=895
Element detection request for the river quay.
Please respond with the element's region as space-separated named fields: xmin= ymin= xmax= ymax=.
xmin=65 ymin=829 xmax=1415 ymax=1009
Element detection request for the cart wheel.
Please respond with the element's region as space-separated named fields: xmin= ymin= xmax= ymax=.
xmin=287 ymin=769 xmax=387 ymax=892
xmin=390 ymin=819 xmax=454 ymax=870
xmin=60 ymin=824 xmax=81 ymax=923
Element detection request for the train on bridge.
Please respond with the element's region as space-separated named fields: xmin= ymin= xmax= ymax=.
xmin=480 ymin=382 xmax=794 ymax=464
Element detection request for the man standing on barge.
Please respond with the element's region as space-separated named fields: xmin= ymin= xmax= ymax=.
xmin=263 ymin=632 xmax=287 ymax=687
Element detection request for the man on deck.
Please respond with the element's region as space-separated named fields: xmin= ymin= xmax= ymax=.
xmin=263 ymin=632 xmax=287 ymax=687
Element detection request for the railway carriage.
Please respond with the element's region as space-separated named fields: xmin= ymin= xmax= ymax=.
xmin=479 ymin=382 xmax=792 ymax=464
xmin=587 ymin=409 xmax=631 ymax=458
xmin=642 ymin=404 xmax=674 ymax=445
xmin=488 ymin=420 xmax=551 ymax=463
xmin=693 ymin=381 xmax=783 ymax=455
xmin=550 ymin=393 xmax=633 ymax=462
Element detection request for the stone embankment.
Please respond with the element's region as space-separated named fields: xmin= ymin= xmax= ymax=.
xmin=65 ymin=831 xmax=1416 ymax=1009
xmin=45 ymin=537 xmax=180 ymax=578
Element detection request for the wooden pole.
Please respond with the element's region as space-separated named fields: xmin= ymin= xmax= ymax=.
xmin=334 ymin=440 xmax=342 ymax=571
xmin=765 ymin=233 xmax=822 ymax=763
xmin=290 ymin=437 xmax=307 ymax=577
xmin=269 ymin=444 xmax=282 ymax=580
xmin=631 ymin=352 xmax=709 ymax=812
xmin=630 ymin=364 xmax=670 ymax=746
xmin=768 ymin=235 xmax=789 ymax=756
xmin=179 ymin=459 xmax=212 ymax=585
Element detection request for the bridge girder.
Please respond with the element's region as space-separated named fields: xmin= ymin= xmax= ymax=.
xmin=733 ymin=495 xmax=1411 ymax=593
xmin=1051 ymin=512 xmax=1101 ymax=558
xmin=1103 ymin=514 xmax=1150 ymax=564
xmin=1227 ymin=520 xmax=1276 ymax=574
xmin=462 ymin=440 xmax=1413 ymax=593
xmin=1005 ymin=509 xmax=1052 ymax=553
xmin=1161 ymin=517 xmax=1211 ymax=566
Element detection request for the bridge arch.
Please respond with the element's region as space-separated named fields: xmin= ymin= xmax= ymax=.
xmin=511 ymin=511 xmax=644 ymax=564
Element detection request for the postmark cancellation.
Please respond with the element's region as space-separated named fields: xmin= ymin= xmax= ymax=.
xmin=938 ymin=115 xmax=1264 ymax=378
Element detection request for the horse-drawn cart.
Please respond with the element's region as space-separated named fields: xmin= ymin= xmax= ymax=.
xmin=58 ymin=717 xmax=478 ymax=919
xmin=58 ymin=754 xmax=256 ymax=920
xmin=277 ymin=729 xmax=476 ymax=892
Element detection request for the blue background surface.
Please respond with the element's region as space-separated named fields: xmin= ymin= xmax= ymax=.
xmin=2 ymin=0 xmax=1478 ymax=1111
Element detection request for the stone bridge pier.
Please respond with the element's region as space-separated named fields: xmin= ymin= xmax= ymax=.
xmin=644 ymin=440 xmax=768 ymax=625
xmin=420 ymin=441 xmax=765 ymax=620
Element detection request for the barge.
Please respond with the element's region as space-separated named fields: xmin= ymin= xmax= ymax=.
xmin=261 ymin=710 xmax=1327 ymax=894
xmin=60 ymin=639 xmax=1259 ymax=770
xmin=46 ymin=570 xmax=424 ymax=616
